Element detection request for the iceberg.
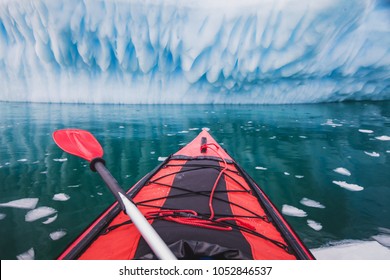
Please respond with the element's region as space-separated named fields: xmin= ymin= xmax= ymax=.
xmin=0 ymin=0 xmax=389 ymax=104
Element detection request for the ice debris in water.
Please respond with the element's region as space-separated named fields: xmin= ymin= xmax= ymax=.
xmin=17 ymin=158 xmax=28 ymax=162
xmin=364 ymin=151 xmax=380 ymax=157
xmin=52 ymin=193 xmax=70 ymax=201
xmin=42 ymin=214 xmax=58 ymax=224
xmin=375 ymin=136 xmax=390 ymax=141
xmin=282 ymin=205 xmax=307 ymax=217
xmin=300 ymin=198 xmax=325 ymax=209
xmin=255 ymin=166 xmax=267 ymax=170
xmin=358 ymin=129 xmax=374 ymax=134
xmin=0 ymin=198 xmax=39 ymax=209
xmin=53 ymin=158 xmax=68 ymax=162
xmin=25 ymin=207 xmax=57 ymax=222
xmin=158 ymin=157 xmax=168 ymax=161
xmin=322 ymin=120 xmax=342 ymax=127
xmin=307 ymin=220 xmax=323 ymax=231
xmin=333 ymin=167 xmax=351 ymax=176
xmin=16 ymin=248 xmax=35 ymax=260
xmin=333 ymin=181 xmax=364 ymax=191
xmin=50 ymin=230 xmax=67 ymax=241
xmin=0 ymin=213 xmax=6 ymax=220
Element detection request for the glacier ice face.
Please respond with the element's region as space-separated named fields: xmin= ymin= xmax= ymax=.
xmin=0 ymin=0 xmax=389 ymax=104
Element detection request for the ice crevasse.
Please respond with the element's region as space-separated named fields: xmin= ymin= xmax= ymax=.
xmin=0 ymin=0 xmax=389 ymax=104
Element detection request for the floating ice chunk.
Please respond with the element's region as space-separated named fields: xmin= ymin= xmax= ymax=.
xmin=67 ymin=184 xmax=80 ymax=188
xmin=53 ymin=158 xmax=68 ymax=162
xmin=282 ymin=205 xmax=307 ymax=217
xmin=295 ymin=175 xmax=304 ymax=178
xmin=269 ymin=136 xmax=276 ymax=139
xmin=299 ymin=136 xmax=307 ymax=139
xmin=25 ymin=207 xmax=57 ymax=222
xmin=119 ymin=126 xmax=125 ymax=129
xmin=300 ymin=198 xmax=325 ymax=209
xmin=364 ymin=151 xmax=380 ymax=157
xmin=189 ymin=128 xmax=200 ymax=131
xmin=358 ymin=129 xmax=374 ymax=134
xmin=322 ymin=120 xmax=342 ymax=127
xmin=158 ymin=157 xmax=168 ymax=161
xmin=202 ymin=128 xmax=210 ymax=131
xmin=16 ymin=248 xmax=35 ymax=260
xmin=17 ymin=158 xmax=28 ymax=162
xmin=52 ymin=193 xmax=70 ymax=201
xmin=0 ymin=198 xmax=39 ymax=209
xmin=50 ymin=230 xmax=67 ymax=241
xmin=284 ymin=172 xmax=290 ymax=176
xmin=42 ymin=214 xmax=58 ymax=224
xmin=333 ymin=181 xmax=364 ymax=191
xmin=372 ymin=234 xmax=390 ymax=247
xmin=0 ymin=213 xmax=6 ymax=220
xmin=312 ymin=240 xmax=390 ymax=260
xmin=255 ymin=166 xmax=267 ymax=170
xmin=375 ymin=135 xmax=390 ymax=141
xmin=178 ymin=130 xmax=189 ymax=134
xmin=333 ymin=167 xmax=351 ymax=176
xmin=307 ymin=220 xmax=323 ymax=231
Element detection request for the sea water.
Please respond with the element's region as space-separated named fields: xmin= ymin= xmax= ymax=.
xmin=0 ymin=101 xmax=389 ymax=260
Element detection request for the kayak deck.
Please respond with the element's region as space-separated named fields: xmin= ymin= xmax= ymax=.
xmin=58 ymin=130 xmax=314 ymax=260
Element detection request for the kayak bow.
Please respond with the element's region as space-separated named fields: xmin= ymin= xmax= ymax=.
xmin=56 ymin=129 xmax=314 ymax=260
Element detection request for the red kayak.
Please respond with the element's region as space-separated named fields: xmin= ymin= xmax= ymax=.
xmin=57 ymin=129 xmax=314 ymax=260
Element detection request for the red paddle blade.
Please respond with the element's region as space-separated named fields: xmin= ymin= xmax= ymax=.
xmin=52 ymin=129 xmax=103 ymax=162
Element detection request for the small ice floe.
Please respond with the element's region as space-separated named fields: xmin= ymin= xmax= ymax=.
xmin=0 ymin=213 xmax=6 ymax=220
xmin=255 ymin=166 xmax=267 ymax=170
xmin=333 ymin=167 xmax=351 ymax=176
xmin=299 ymin=136 xmax=307 ymax=139
xmin=307 ymin=220 xmax=323 ymax=231
xmin=312 ymin=240 xmax=390 ymax=260
xmin=322 ymin=119 xmax=342 ymax=127
xmin=42 ymin=214 xmax=58 ymax=224
xmin=202 ymin=127 xmax=210 ymax=131
xmin=52 ymin=193 xmax=70 ymax=201
xmin=300 ymin=198 xmax=325 ymax=209
xmin=67 ymin=184 xmax=80 ymax=188
xmin=282 ymin=205 xmax=307 ymax=217
xmin=375 ymin=135 xmax=390 ymax=141
xmin=178 ymin=130 xmax=189 ymax=134
xmin=158 ymin=157 xmax=168 ymax=161
xmin=269 ymin=136 xmax=276 ymax=139
xmin=16 ymin=248 xmax=35 ymax=260
xmin=284 ymin=172 xmax=290 ymax=176
xmin=97 ymin=192 xmax=103 ymax=196
xmin=118 ymin=126 xmax=125 ymax=129
xmin=372 ymin=234 xmax=390 ymax=247
xmin=189 ymin=128 xmax=200 ymax=131
xmin=364 ymin=151 xmax=380 ymax=157
xmin=150 ymin=151 xmax=156 ymax=154
xmin=53 ymin=158 xmax=67 ymax=162
xmin=49 ymin=230 xmax=67 ymax=241
xmin=25 ymin=207 xmax=57 ymax=222
xmin=0 ymin=198 xmax=39 ymax=209
xmin=333 ymin=181 xmax=364 ymax=191
xmin=358 ymin=129 xmax=374 ymax=134
xmin=17 ymin=158 xmax=28 ymax=162
xmin=295 ymin=175 xmax=304 ymax=179
xmin=40 ymin=171 xmax=48 ymax=174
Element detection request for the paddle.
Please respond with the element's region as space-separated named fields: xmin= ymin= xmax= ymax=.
xmin=52 ymin=129 xmax=177 ymax=260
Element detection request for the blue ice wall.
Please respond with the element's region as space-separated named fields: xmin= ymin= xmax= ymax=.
xmin=0 ymin=0 xmax=389 ymax=104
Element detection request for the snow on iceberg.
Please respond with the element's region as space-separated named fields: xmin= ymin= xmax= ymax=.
xmin=0 ymin=0 xmax=389 ymax=104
